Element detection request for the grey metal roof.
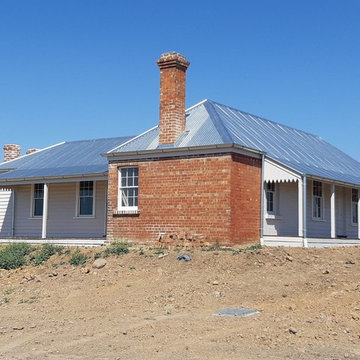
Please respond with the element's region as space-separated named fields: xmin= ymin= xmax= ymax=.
xmin=0 ymin=136 xmax=132 ymax=182
xmin=108 ymin=99 xmax=360 ymax=186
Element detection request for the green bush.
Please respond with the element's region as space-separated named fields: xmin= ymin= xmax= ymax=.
xmin=0 ymin=243 xmax=32 ymax=270
xmin=104 ymin=241 xmax=129 ymax=256
xmin=69 ymin=249 xmax=87 ymax=267
xmin=31 ymin=244 xmax=63 ymax=266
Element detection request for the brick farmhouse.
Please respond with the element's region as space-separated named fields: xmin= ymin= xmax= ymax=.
xmin=1 ymin=52 xmax=360 ymax=248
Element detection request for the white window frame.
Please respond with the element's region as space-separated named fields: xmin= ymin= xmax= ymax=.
xmin=312 ymin=180 xmax=324 ymax=220
xmin=351 ymin=188 xmax=358 ymax=226
xmin=75 ymin=181 xmax=96 ymax=218
xmin=30 ymin=183 xmax=44 ymax=218
xmin=118 ymin=167 xmax=139 ymax=213
xmin=265 ymin=182 xmax=276 ymax=215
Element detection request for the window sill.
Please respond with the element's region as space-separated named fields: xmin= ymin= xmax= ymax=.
xmin=265 ymin=214 xmax=282 ymax=220
xmin=113 ymin=209 xmax=140 ymax=217
xmin=73 ymin=216 xmax=96 ymax=219
xmin=28 ymin=217 xmax=43 ymax=220
xmin=311 ymin=217 xmax=326 ymax=222
xmin=351 ymin=223 xmax=358 ymax=227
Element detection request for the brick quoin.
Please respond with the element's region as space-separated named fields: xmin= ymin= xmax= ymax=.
xmin=106 ymin=152 xmax=261 ymax=246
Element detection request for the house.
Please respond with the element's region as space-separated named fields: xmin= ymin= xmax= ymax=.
xmin=1 ymin=51 xmax=360 ymax=247
xmin=0 ymin=137 xmax=131 ymax=246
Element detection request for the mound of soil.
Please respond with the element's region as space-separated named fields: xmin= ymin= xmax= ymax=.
xmin=1 ymin=246 xmax=360 ymax=359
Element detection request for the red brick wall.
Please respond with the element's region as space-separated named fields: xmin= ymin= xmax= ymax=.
xmin=230 ymin=154 xmax=262 ymax=243
xmin=107 ymin=153 xmax=261 ymax=246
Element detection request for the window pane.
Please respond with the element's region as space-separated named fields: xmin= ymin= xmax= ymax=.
xmin=34 ymin=198 xmax=43 ymax=216
xmin=80 ymin=197 xmax=93 ymax=215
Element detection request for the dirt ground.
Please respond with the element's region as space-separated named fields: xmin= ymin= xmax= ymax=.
xmin=1 ymin=245 xmax=360 ymax=360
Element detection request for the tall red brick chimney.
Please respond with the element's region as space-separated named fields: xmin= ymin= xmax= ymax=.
xmin=3 ymin=144 xmax=21 ymax=162
xmin=157 ymin=52 xmax=190 ymax=145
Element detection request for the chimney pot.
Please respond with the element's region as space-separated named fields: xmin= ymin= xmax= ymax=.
xmin=157 ymin=52 xmax=190 ymax=145
xmin=3 ymin=144 xmax=21 ymax=162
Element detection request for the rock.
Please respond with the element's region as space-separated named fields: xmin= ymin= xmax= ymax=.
xmin=81 ymin=267 xmax=90 ymax=274
xmin=289 ymin=305 xmax=296 ymax=311
xmin=122 ymin=330 xmax=127 ymax=335
xmin=35 ymin=276 xmax=42 ymax=283
xmin=322 ymin=270 xmax=329 ymax=274
xmin=286 ymin=255 xmax=293 ymax=262
xmin=214 ymin=291 xmax=221 ymax=298
xmin=212 ymin=280 xmax=219 ymax=285
xmin=13 ymin=326 xmax=24 ymax=331
xmin=92 ymin=258 xmax=107 ymax=269
xmin=52 ymin=271 xmax=58 ymax=277
xmin=158 ymin=253 xmax=168 ymax=259
xmin=288 ymin=328 xmax=297 ymax=335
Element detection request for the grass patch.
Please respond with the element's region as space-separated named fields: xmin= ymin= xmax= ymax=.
xmin=0 ymin=243 xmax=32 ymax=270
xmin=154 ymin=247 xmax=164 ymax=255
xmin=104 ymin=241 xmax=130 ymax=257
xmin=233 ymin=243 xmax=262 ymax=255
xmin=69 ymin=249 xmax=87 ymax=267
xmin=31 ymin=244 xmax=63 ymax=266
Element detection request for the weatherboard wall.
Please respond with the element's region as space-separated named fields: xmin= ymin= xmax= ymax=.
xmin=12 ymin=181 xmax=106 ymax=238
xmin=0 ymin=189 xmax=13 ymax=237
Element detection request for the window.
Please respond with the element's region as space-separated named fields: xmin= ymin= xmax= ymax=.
xmin=312 ymin=181 xmax=323 ymax=219
xmin=118 ymin=167 xmax=138 ymax=211
xmin=77 ymin=181 xmax=95 ymax=216
xmin=266 ymin=182 xmax=275 ymax=214
xmin=33 ymin=183 xmax=44 ymax=217
xmin=352 ymin=189 xmax=358 ymax=225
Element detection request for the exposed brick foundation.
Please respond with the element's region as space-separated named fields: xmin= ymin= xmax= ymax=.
xmin=3 ymin=144 xmax=21 ymax=162
xmin=157 ymin=52 xmax=190 ymax=145
xmin=107 ymin=153 xmax=261 ymax=247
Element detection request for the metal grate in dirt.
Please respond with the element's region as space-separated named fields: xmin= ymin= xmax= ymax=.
xmin=213 ymin=308 xmax=260 ymax=317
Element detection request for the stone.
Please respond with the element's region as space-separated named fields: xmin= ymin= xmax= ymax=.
xmin=288 ymin=328 xmax=297 ymax=335
xmin=212 ymin=280 xmax=219 ymax=285
xmin=286 ymin=255 xmax=293 ymax=262
xmin=13 ymin=326 xmax=24 ymax=331
xmin=92 ymin=258 xmax=107 ymax=269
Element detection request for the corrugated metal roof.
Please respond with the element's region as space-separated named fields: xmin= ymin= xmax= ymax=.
xmin=0 ymin=136 xmax=132 ymax=181
xmin=109 ymin=99 xmax=360 ymax=186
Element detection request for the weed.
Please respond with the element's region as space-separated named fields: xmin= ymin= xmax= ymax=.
xmin=104 ymin=241 xmax=129 ymax=257
xmin=4 ymin=288 xmax=15 ymax=295
xmin=129 ymin=266 xmax=136 ymax=270
xmin=94 ymin=252 xmax=103 ymax=260
xmin=32 ymin=244 xmax=62 ymax=266
xmin=154 ymin=248 xmax=164 ymax=255
xmin=282 ymin=294 xmax=288 ymax=298
xmin=139 ymin=248 xmax=144 ymax=255
xmin=69 ymin=249 xmax=87 ymax=267
xmin=233 ymin=243 xmax=262 ymax=255
xmin=3 ymin=297 xmax=9 ymax=304
xmin=0 ymin=243 xmax=31 ymax=270
xmin=64 ymin=249 xmax=71 ymax=256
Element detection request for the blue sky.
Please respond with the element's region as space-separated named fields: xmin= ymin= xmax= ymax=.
xmin=0 ymin=0 xmax=359 ymax=160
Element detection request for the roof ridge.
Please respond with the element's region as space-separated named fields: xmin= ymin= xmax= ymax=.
xmin=203 ymin=100 xmax=233 ymax=144
xmin=65 ymin=135 xmax=133 ymax=144
xmin=0 ymin=141 xmax=65 ymax=168
xmin=206 ymin=99 xmax=323 ymax=139
xmin=106 ymin=126 xmax=158 ymax=154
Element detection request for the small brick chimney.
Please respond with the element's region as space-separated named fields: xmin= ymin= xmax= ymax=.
xmin=157 ymin=52 xmax=190 ymax=145
xmin=3 ymin=144 xmax=21 ymax=162
xmin=26 ymin=148 xmax=39 ymax=155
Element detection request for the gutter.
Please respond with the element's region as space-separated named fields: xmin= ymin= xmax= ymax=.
xmin=0 ymin=172 xmax=108 ymax=185
xmin=102 ymin=143 xmax=265 ymax=159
